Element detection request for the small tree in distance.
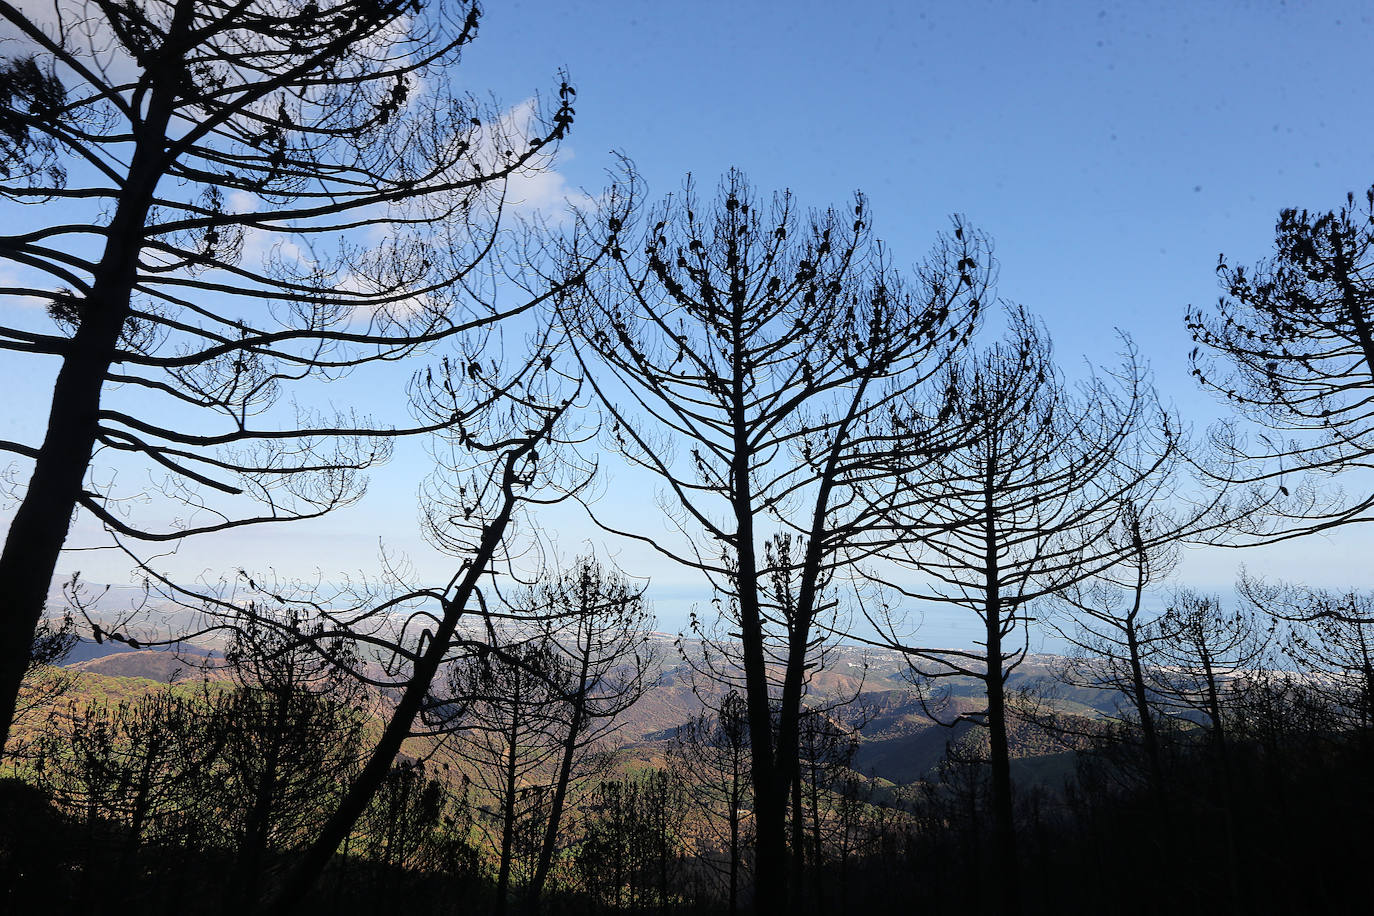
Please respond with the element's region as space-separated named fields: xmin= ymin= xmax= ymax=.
xmin=5 ymin=608 xmax=78 ymax=764
xmin=446 ymin=556 xmax=657 ymax=916
xmin=214 ymin=608 xmax=369 ymax=911
xmin=1241 ymin=578 xmax=1374 ymax=739
xmin=1048 ymin=439 xmax=1262 ymax=812
xmin=449 ymin=636 xmax=566 ymax=916
xmin=521 ymin=557 xmax=658 ymax=913
xmin=670 ymin=688 xmax=753 ymax=916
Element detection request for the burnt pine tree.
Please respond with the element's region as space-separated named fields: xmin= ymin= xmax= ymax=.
xmin=0 ymin=0 xmax=581 ymax=752
xmin=1242 ymin=578 xmax=1374 ymax=738
xmin=861 ymin=308 xmax=1174 ymax=903
xmin=521 ymin=557 xmax=658 ymax=913
xmin=1048 ymin=451 xmax=1262 ymax=810
xmin=449 ymin=557 xmax=658 ymax=916
xmin=130 ymin=341 xmax=594 ymax=912
xmin=1144 ymin=590 xmax=1272 ymax=909
xmin=355 ymin=759 xmax=480 ymax=888
xmin=793 ymin=704 xmax=862 ymax=908
xmin=5 ymin=607 xmax=78 ymax=763
xmin=1186 ymin=185 xmax=1374 ymax=530
xmin=1048 ymin=502 xmax=1180 ymax=809
xmin=212 ymin=607 xmax=369 ymax=911
xmin=670 ymin=689 xmax=753 ymax=916
xmin=36 ymin=685 xmax=226 ymax=901
xmin=438 ymin=557 xmax=655 ymax=916
xmin=449 ymin=636 xmax=567 ymax=916
xmin=675 ymin=531 xmax=870 ymax=902
xmin=1146 ymin=591 xmax=1273 ymax=767
xmin=563 ymin=169 xmax=990 ymax=912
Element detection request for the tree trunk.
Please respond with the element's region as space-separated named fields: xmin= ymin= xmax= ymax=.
xmin=982 ymin=459 xmax=1018 ymax=909
xmin=0 ymin=0 xmax=195 ymax=758
xmin=1126 ymin=617 xmax=1168 ymax=814
xmin=728 ymin=763 xmax=741 ymax=916
xmin=1125 ymin=519 xmax=1168 ymax=809
xmin=264 ymin=440 xmax=536 ymax=914
xmin=984 ymin=610 xmax=1017 ymax=906
xmin=524 ymin=642 xmax=592 ymax=912
xmin=808 ymin=757 xmax=824 ymax=911
xmin=235 ymin=692 xmax=287 ymax=911
xmin=790 ymin=752 xmax=804 ymax=897
xmin=494 ymin=687 xmax=521 ymax=916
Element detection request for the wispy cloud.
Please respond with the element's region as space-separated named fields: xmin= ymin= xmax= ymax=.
xmin=480 ymin=97 xmax=597 ymax=222
xmin=0 ymin=265 xmax=53 ymax=309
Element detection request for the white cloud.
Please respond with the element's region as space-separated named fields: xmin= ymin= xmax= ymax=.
xmin=227 ymin=192 xmax=315 ymax=279
xmin=1 ymin=0 xmax=138 ymax=85
xmin=0 ymin=265 xmax=53 ymax=309
xmin=479 ymin=98 xmax=597 ymax=222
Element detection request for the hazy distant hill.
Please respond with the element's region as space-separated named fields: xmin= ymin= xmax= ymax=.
xmin=69 ymin=649 xmax=223 ymax=683
xmin=63 ymin=636 xmax=218 ymax=665
xmin=601 ymin=638 xmax=1120 ymax=787
xmin=53 ymin=632 xmax=1119 ymax=787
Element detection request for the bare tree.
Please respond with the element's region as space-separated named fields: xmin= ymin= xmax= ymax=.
xmin=1144 ymin=589 xmax=1272 ymax=908
xmin=562 ymin=168 xmax=990 ymax=910
xmin=1049 ymin=503 xmax=1178 ymax=804
xmin=449 ymin=635 xmax=567 ymax=916
xmin=1186 ymin=184 xmax=1374 ymax=532
xmin=36 ymin=686 xmax=226 ymax=904
xmin=118 ymin=333 xmax=596 ymax=911
xmin=354 ymin=758 xmax=481 ymax=894
xmin=5 ymin=606 xmax=78 ymax=763
xmin=670 ymin=688 xmax=753 ymax=916
xmin=1243 ymin=579 xmax=1374 ymax=738
xmin=443 ymin=557 xmax=656 ymax=916
xmin=521 ymin=557 xmax=658 ymax=912
xmin=791 ymin=703 xmax=862 ymax=912
xmin=860 ymin=307 xmax=1173 ymax=898
xmin=574 ymin=768 xmax=691 ymax=913
xmin=1146 ymin=591 xmax=1273 ymax=767
xmin=0 ymin=0 xmax=581 ymax=752
xmin=1048 ymin=446 xmax=1263 ymax=808
xmin=212 ymin=607 xmax=370 ymax=911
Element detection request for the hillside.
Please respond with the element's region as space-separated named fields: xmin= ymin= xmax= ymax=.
xmin=65 ymin=639 xmax=223 ymax=682
xmin=47 ymin=634 xmax=1117 ymax=790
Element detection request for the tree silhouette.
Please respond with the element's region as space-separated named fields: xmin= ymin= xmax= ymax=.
xmin=562 ymin=168 xmax=989 ymax=911
xmin=443 ymin=558 xmax=657 ymax=916
xmin=670 ymin=689 xmax=753 ymax=915
xmin=1144 ymin=589 xmax=1272 ymax=909
xmin=575 ymin=769 xmax=690 ymax=913
xmin=212 ymin=607 xmax=369 ymax=910
xmin=1243 ymin=579 xmax=1374 ymax=739
xmin=1049 ymin=503 xmax=1179 ymax=806
xmin=1049 ymin=448 xmax=1261 ymax=810
xmin=861 ymin=308 xmax=1172 ymax=902
xmin=1146 ymin=591 xmax=1272 ymax=765
xmin=1186 ymin=185 xmax=1374 ymax=532
xmin=6 ymin=607 xmax=78 ymax=763
xmin=36 ymin=686 xmax=225 ymax=907
xmin=520 ymin=557 xmax=658 ymax=913
xmin=0 ymin=0 xmax=581 ymax=753
xmin=448 ymin=636 xmax=567 ymax=916
xmin=119 ymin=341 xmax=594 ymax=912
xmin=355 ymin=759 xmax=480 ymax=894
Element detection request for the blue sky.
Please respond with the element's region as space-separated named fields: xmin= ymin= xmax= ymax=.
xmin=4 ymin=0 xmax=1374 ymax=644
